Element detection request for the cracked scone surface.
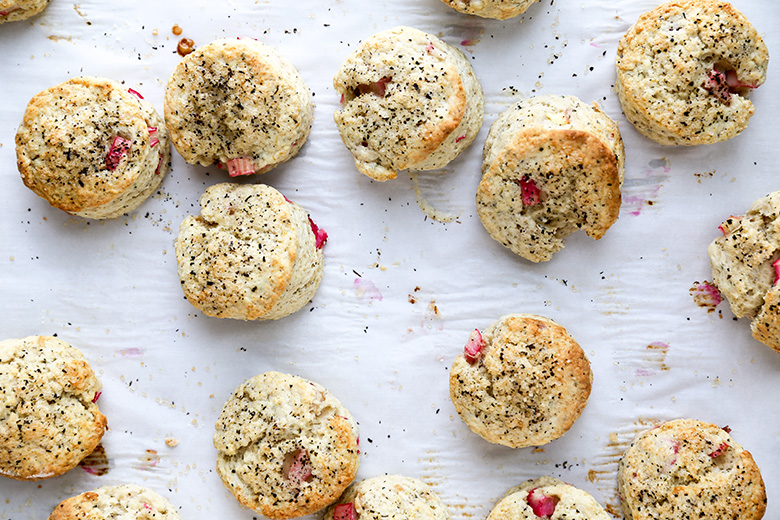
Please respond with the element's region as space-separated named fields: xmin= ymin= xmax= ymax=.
xmin=214 ymin=372 xmax=359 ymax=519
xmin=15 ymin=76 xmax=170 ymax=219
xmin=322 ymin=475 xmax=451 ymax=520
xmin=477 ymin=94 xmax=624 ymax=263
xmin=618 ymin=419 xmax=766 ymax=520
xmin=615 ymin=0 xmax=768 ymax=145
xmin=487 ymin=477 xmax=610 ymax=520
xmin=708 ymin=190 xmax=780 ymax=353
xmin=449 ymin=314 xmax=592 ymax=448
xmin=0 ymin=336 xmax=106 ymax=481
xmin=175 ymin=183 xmax=324 ymax=320
xmin=0 ymin=0 xmax=50 ymax=23
xmin=165 ymin=38 xmax=313 ymax=174
xmin=47 ymin=484 xmax=181 ymax=520
xmin=333 ymin=26 xmax=484 ymax=181
xmin=439 ymin=0 xmax=538 ymax=20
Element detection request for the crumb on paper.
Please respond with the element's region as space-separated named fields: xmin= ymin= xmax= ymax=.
xmin=165 ymin=437 xmax=179 ymax=448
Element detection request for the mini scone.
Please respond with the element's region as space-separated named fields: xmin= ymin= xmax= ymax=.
xmin=322 ymin=475 xmax=452 ymax=520
xmin=0 ymin=335 xmax=106 ymax=481
xmin=165 ymin=37 xmax=313 ymax=176
xmin=47 ymin=484 xmax=181 ymax=520
xmin=15 ymin=76 xmax=170 ymax=219
xmin=0 ymin=0 xmax=50 ymax=23
xmin=618 ymin=419 xmax=766 ymax=520
xmin=214 ymin=372 xmax=359 ymax=519
xmin=615 ymin=0 xmax=769 ymax=145
xmin=708 ymin=190 xmax=780 ymax=353
xmin=333 ymin=26 xmax=484 ymax=181
xmin=477 ymin=94 xmax=624 ymax=263
xmin=487 ymin=477 xmax=610 ymax=520
xmin=449 ymin=314 xmax=592 ymax=448
xmin=439 ymin=0 xmax=539 ymax=20
xmin=175 ymin=183 xmax=326 ymax=321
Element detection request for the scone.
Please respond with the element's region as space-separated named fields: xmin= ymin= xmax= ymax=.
xmin=616 ymin=0 xmax=769 ymax=145
xmin=214 ymin=372 xmax=359 ymax=519
xmin=16 ymin=76 xmax=170 ymax=219
xmin=47 ymin=484 xmax=181 ymax=520
xmin=0 ymin=335 xmax=106 ymax=481
xmin=477 ymin=94 xmax=624 ymax=263
xmin=618 ymin=419 xmax=766 ymax=520
xmin=0 ymin=0 xmax=50 ymax=23
xmin=165 ymin=37 xmax=313 ymax=176
xmin=333 ymin=26 xmax=484 ymax=182
xmin=175 ymin=183 xmax=326 ymax=321
xmin=439 ymin=0 xmax=539 ymax=20
xmin=322 ymin=475 xmax=451 ymax=520
xmin=487 ymin=477 xmax=610 ymax=520
xmin=449 ymin=314 xmax=592 ymax=448
xmin=708 ymin=190 xmax=780 ymax=353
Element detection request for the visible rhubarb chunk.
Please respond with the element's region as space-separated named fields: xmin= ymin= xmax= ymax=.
xmin=527 ymin=488 xmax=559 ymax=518
xmin=105 ymin=136 xmax=131 ymax=171
xmin=226 ymin=156 xmax=255 ymax=177
xmin=518 ymin=176 xmax=542 ymax=206
xmin=283 ymin=449 xmax=313 ymax=484
xmin=353 ymin=77 xmax=391 ymax=98
xmin=334 ymin=502 xmax=355 ymax=520
xmin=772 ymin=257 xmax=780 ymax=286
xmin=709 ymin=442 xmax=729 ymax=458
xmin=703 ymin=68 xmax=758 ymax=105
xmin=309 ymin=217 xmax=328 ymax=249
xmin=463 ymin=329 xmax=485 ymax=365
xmin=0 ymin=5 xmax=20 ymax=16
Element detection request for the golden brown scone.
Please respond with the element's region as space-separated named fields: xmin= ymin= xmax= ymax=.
xmin=616 ymin=0 xmax=769 ymax=145
xmin=15 ymin=76 xmax=169 ymax=219
xmin=333 ymin=26 xmax=484 ymax=181
xmin=47 ymin=484 xmax=181 ymax=520
xmin=165 ymin=38 xmax=313 ymax=176
xmin=322 ymin=475 xmax=452 ymax=520
xmin=449 ymin=314 xmax=592 ymax=448
xmin=618 ymin=419 xmax=766 ymax=520
xmin=0 ymin=336 xmax=106 ymax=481
xmin=477 ymin=94 xmax=624 ymax=262
xmin=175 ymin=183 xmax=325 ymax=321
xmin=708 ymin=190 xmax=780 ymax=353
xmin=0 ymin=0 xmax=50 ymax=23
xmin=487 ymin=477 xmax=610 ymax=520
xmin=439 ymin=0 xmax=539 ymax=20
xmin=214 ymin=372 xmax=359 ymax=519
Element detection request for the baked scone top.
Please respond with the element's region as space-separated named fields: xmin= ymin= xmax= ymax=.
xmin=449 ymin=314 xmax=592 ymax=448
xmin=16 ymin=76 xmax=166 ymax=218
xmin=47 ymin=484 xmax=181 ymax=520
xmin=0 ymin=0 xmax=50 ymax=23
xmin=175 ymin=183 xmax=324 ymax=321
xmin=487 ymin=476 xmax=610 ymax=520
xmin=165 ymin=38 xmax=313 ymax=173
xmin=334 ymin=26 xmax=484 ymax=181
xmin=322 ymin=475 xmax=452 ymax=520
xmin=616 ymin=0 xmax=769 ymax=145
xmin=618 ymin=419 xmax=766 ymax=520
xmin=0 ymin=335 xmax=106 ymax=481
xmin=439 ymin=0 xmax=539 ymax=20
xmin=214 ymin=372 xmax=359 ymax=519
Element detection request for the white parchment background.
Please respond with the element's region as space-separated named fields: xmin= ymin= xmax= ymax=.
xmin=0 ymin=0 xmax=779 ymax=518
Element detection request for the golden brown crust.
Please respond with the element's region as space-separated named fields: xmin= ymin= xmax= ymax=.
xmin=477 ymin=95 xmax=623 ymax=262
xmin=439 ymin=0 xmax=539 ymax=20
xmin=47 ymin=484 xmax=181 ymax=519
xmin=615 ymin=0 xmax=768 ymax=145
xmin=215 ymin=372 xmax=359 ymax=519
xmin=333 ymin=26 xmax=484 ymax=181
xmin=0 ymin=336 xmax=106 ymax=481
xmin=618 ymin=419 xmax=766 ymax=520
xmin=0 ymin=0 xmax=50 ymax=23
xmin=449 ymin=314 xmax=592 ymax=448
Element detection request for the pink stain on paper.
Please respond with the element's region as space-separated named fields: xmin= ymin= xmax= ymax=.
xmin=134 ymin=449 xmax=160 ymax=471
xmin=119 ymin=347 xmax=144 ymax=357
xmin=690 ymin=281 xmax=722 ymax=313
xmin=354 ymin=278 xmax=383 ymax=301
xmin=623 ymin=158 xmax=670 ymax=216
